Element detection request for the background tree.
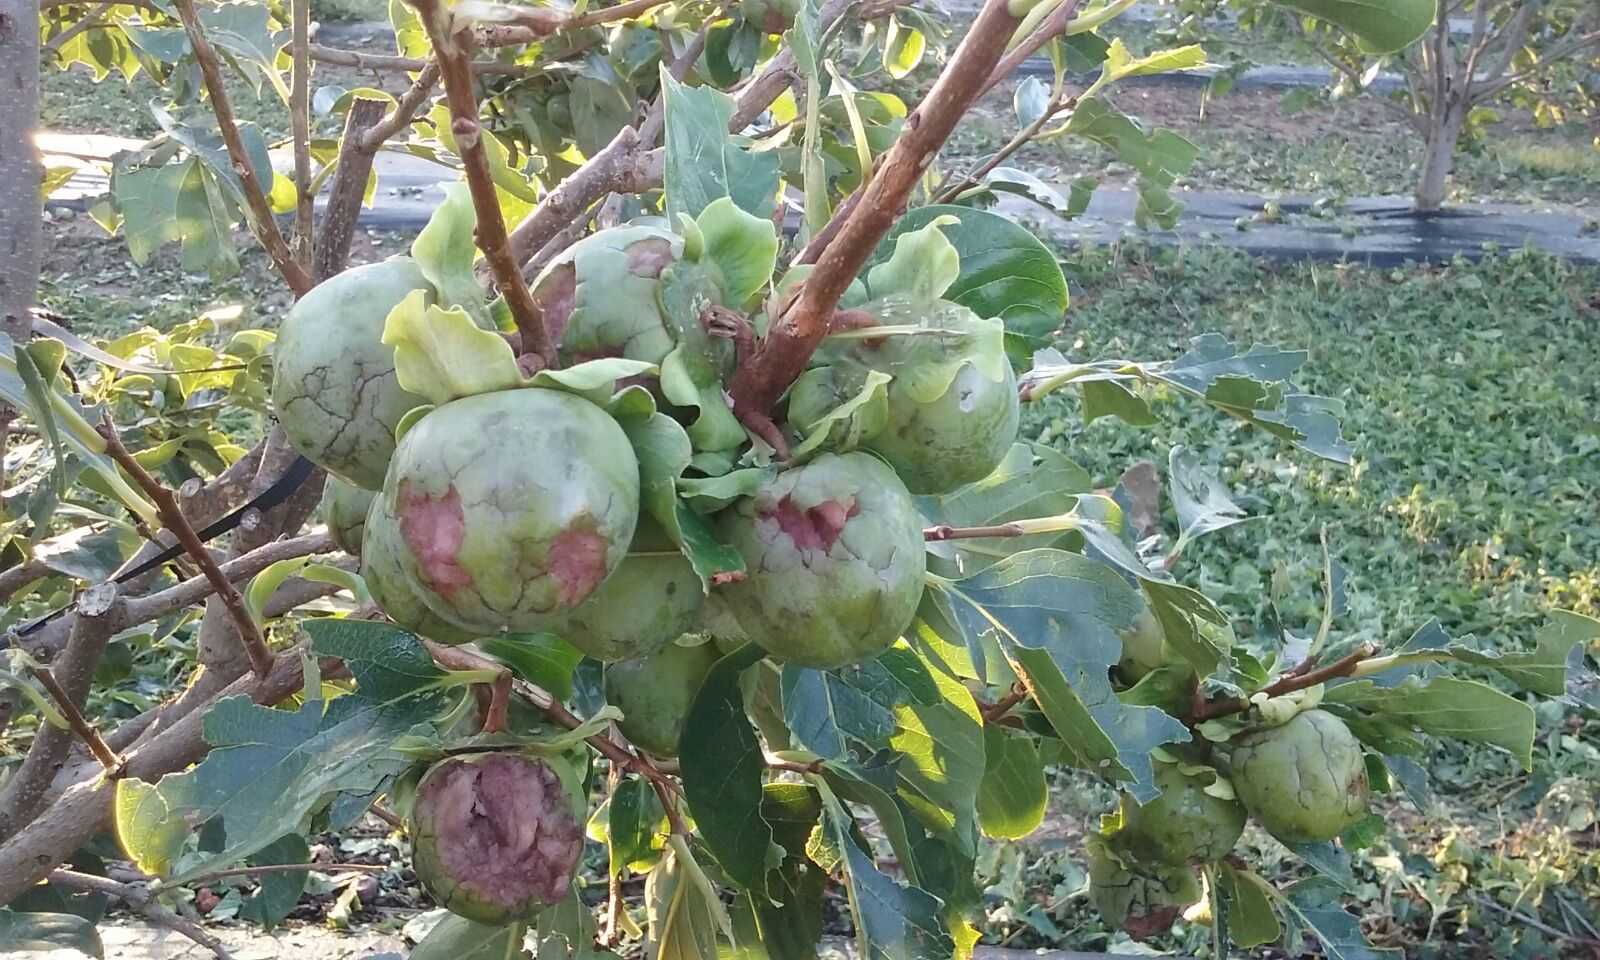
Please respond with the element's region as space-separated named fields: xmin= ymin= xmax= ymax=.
xmin=2 ymin=0 xmax=1594 ymax=957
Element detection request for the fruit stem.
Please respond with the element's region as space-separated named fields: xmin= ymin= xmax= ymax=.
xmin=1191 ymin=644 xmax=1376 ymax=722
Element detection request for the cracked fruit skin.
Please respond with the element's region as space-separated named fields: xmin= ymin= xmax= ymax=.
xmin=870 ymin=353 xmax=1019 ymax=495
xmin=410 ymin=753 xmax=583 ymax=924
xmin=361 ymin=495 xmax=478 ymax=645
xmin=605 ymin=638 xmax=720 ymax=757
xmin=382 ymin=388 xmax=639 ymax=635
xmin=273 ymin=257 xmax=432 ymax=489
xmin=544 ymin=528 xmax=704 ymax=662
xmin=1230 ymin=708 xmax=1370 ymax=844
xmin=529 ymin=225 xmax=682 ymax=365
xmin=323 ymin=478 xmax=375 ymax=556
xmin=1088 ymin=840 xmax=1201 ymax=942
xmin=1118 ymin=763 xmax=1246 ymax=865
xmin=716 ymin=452 xmax=926 ymax=669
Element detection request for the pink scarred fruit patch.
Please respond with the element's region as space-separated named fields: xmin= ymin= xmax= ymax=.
xmin=763 ymin=495 xmax=860 ymax=553
xmin=396 ymin=481 xmax=473 ymax=597
xmin=412 ymin=753 xmax=582 ymax=923
xmin=548 ymin=523 xmax=610 ymax=608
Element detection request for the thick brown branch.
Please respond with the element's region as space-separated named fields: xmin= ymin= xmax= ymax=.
xmin=1191 ymin=645 xmax=1375 ymax=722
xmin=47 ymin=870 xmax=235 ymax=960
xmin=99 ymin=421 xmax=274 ymax=677
xmin=409 ymin=0 xmax=555 ymax=369
xmin=170 ymin=0 xmax=313 ymax=297
xmin=314 ymin=98 xmax=387 ymax=282
xmin=360 ymin=62 xmax=441 ymax=151
xmin=727 ymin=0 xmax=1023 ymax=418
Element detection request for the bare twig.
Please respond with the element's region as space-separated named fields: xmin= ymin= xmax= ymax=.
xmin=98 ymin=420 xmax=274 ymax=678
xmin=1192 ymin=645 xmax=1375 ymax=722
xmin=360 ymin=61 xmax=441 ymax=151
xmin=177 ymin=862 xmax=385 ymax=887
xmin=306 ymin=42 xmax=531 ymax=75
xmin=978 ymin=0 xmax=1083 ymax=98
xmin=935 ymin=89 xmax=1071 ymax=204
xmin=409 ymin=0 xmax=556 ymax=369
xmin=171 ymin=0 xmax=314 ymax=297
xmin=637 ymin=17 xmax=716 ymax=146
xmin=29 ymin=663 xmax=123 ymax=772
xmin=728 ymin=0 xmax=1025 ymax=419
xmin=291 ymin=0 xmax=314 ymax=269
xmin=369 ymin=801 xmax=404 ymax=829
xmin=48 ymin=870 xmax=235 ymax=960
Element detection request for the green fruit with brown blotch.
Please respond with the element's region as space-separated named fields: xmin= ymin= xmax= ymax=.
xmin=360 ymin=495 xmax=478 ymax=645
xmin=715 ymin=452 xmax=926 ymax=669
xmin=1229 ymin=708 xmax=1371 ymax=844
xmin=543 ymin=520 xmax=703 ymax=663
xmin=1117 ymin=762 xmax=1246 ymax=865
xmin=604 ymin=638 xmax=721 ymax=757
xmin=1087 ymin=836 xmax=1201 ymax=942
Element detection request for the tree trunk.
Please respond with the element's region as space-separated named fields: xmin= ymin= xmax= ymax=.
xmin=1414 ymin=102 xmax=1467 ymax=213
xmin=0 ymin=0 xmax=42 ymax=343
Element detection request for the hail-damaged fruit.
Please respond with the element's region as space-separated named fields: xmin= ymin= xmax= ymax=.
xmin=323 ymin=478 xmax=376 ymax=556
xmin=381 ymin=388 xmax=639 ymax=635
xmin=361 ymin=495 xmax=478 ymax=645
xmin=1116 ymin=761 xmax=1246 ymax=865
xmin=717 ymin=452 xmax=926 ymax=669
xmin=789 ymin=299 xmax=1019 ymax=495
xmin=1087 ymin=836 xmax=1202 ymax=942
xmin=1116 ymin=606 xmax=1169 ymax=682
xmin=545 ymin=520 xmax=703 ymax=662
xmin=1229 ymin=708 xmax=1371 ymax=843
xmin=410 ymin=752 xmax=583 ymax=924
xmin=604 ymin=637 xmax=720 ymax=757
xmin=272 ymin=257 xmax=432 ymax=489
xmin=529 ymin=224 xmax=684 ymax=365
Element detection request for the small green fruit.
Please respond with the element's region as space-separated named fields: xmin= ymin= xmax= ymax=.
xmin=604 ymin=638 xmax=721 ymax=757
xmin=1117 ymin=606 xmax=1167 ymax=680
xmin=381 ymin=388 xmax=639 ymax=635
xmin=323 ymin=478 xmax=375 ymax=556
xmin=716 ymin=452 xmax=926 ymax=669
xmin=1087 ymin=837 xmax=1201 ymax=942
xmin=1230 ymin=708 xmax=1370 ymax=844
xmin=272 ymin=257 xmax=432 ymax=489
xmin=1117 ymin=762 xmax=1246 ymax=865
xmin=545 ymin=522 xmax=704 ymax=663
xmin=409 ymin=752 xmax=583 ymax=924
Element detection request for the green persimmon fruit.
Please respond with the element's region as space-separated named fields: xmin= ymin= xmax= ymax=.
xmin=604 ymin=638 xmax=721 ymax=757
xmin=409 ymin=752 xmax=583 ymax=924
xmin=361 ymin=495 xmax=478 ymax=645
xmin=529 ymin=224 xmax=684 ymax=365
xmin=1229 ymin=708 xmax=1371 ymax=844
xmin=869 ymin=352 xmax=1019 ymax=495
xmin=1117 ymin=606 xmax=1168 ymax=681
xmin=544 ymin=521 xmax=704 ymax=663
xmin=716 ymin=452 xmax=926 ymax=669
xmin=323 ymin=478 xmax=375 ymax=556
xmin=272 ymin=257 xmax=432 ymax=489
xmin=1118 ymin=762 xmax=1246 ymax=865
xmin=1087 ymin=837 xmax=1202 ymax=942
xmin=380 ymin=388 xmax=639 ymax=635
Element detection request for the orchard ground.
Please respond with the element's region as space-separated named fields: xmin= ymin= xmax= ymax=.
xmin=25 ymin=14 xmax=1600 ymax=959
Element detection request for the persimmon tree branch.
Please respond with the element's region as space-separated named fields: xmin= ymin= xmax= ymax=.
xmin=170 ymin=0 xmax=314 ymax=297
xmin=727 ymin=0 xmax=1025 ymax=419
xmin=978 ymin=0 xmax=1084 ymax=98
xmin=290 ymin=0 xmax=314 ymax=268
xmin=47 ymin=870 xmax=236 ymax=960
xmin=1191 ymin=644 xmax=1376 ymax=722
xmin=408 ymin=0 xmax=556 ymax=369
xmin=98 ymin=419 xmax=275 ymax=678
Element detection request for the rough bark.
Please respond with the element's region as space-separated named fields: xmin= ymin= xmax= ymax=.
xmin=0 ymin=0 xmax=42 ymax=343
xmin=314 ymin=98 xmax=389 ymax=282
xmin=1414 ymin=102 xmax=1466 ymax=212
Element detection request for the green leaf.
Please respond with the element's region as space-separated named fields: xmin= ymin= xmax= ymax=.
xmin=1013 ymin=77 xmax=1051 ymax=127
xmin=1278 ymin=877 xmax=1401 ymax=959
xmin=782 ymin=664 xmax=898 ymax=760
xmin=237 ymin=833 xmax=311 ymax=929
xmin=115 ymin=622 xmax=449 ymax=880
xmin=743 ymin=783 xmax=826 ymax=959
xmin=1097 ymin=39 xmax=1206 ymax=86
xmin=1217 ymin=864 xmax=1281 ymax=948
xmin=881 ymin=16 xmax=925 ymax=79
xmin=661 ymin=69 xmax=780 ymax=224
xmin=1080 ymin=378 xmax=1154 ymax=426
xmin=680 ymin=643 xmax=776 ymax=896
xmin=0 ymin=910 xmax=104 ymax=958
xmin=648 ymin=837 xmax=733 ymax=960
xmin=865 ymin=215 xmax=960 ymax=306
xmin=1059 ymin=97 xmax=1198 ymax=230
xmin=410 ymin=913 xmax=526 ymax=960
xmin=605 ymin=777 xmax=667 ymax=874
xmin=111 ymin=158 xmax=238 ymax=275
xmin=480 ymin=634 xmax=584 ymax=701
xmin=1169 ymin=446 xmax=1250 ymax=545
xmin=571 ymin=73 xmax=636 ymax=157
xmin=816 ymin=780 xmax=955 ymax=960
xmin=932 ymin=549 xmax=1189 ymax=802
xmin=621 ymin=411 xmax=745 ymax=587
xmin=884 ymin=644 xmax=986 ymax=850
xmin=411 ymin=182 xmax=489 ymax=325
xmin=1325 ymin=676 xmax=1537 ymax=769
xmin=1406 ymin=610 xmax=1597 ymax=697
xmin=382 ymin=294 xmax=522 ymax=404
xmin=869 ymin=205 xmax=1068 ymax=348
xmin=976 ymin=725 xmax=1046 ymax=840
xmin=1267 ymin=0 xmax=1433 ymax=53
xmin=789 ymin=368 xmax=891 ymax=461
xmin=689 ymin=196 xmax=779 ymax=307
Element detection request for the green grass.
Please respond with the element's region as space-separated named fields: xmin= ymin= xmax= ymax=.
xmin=1028 ymin=244 xmax=1600 ymax=645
